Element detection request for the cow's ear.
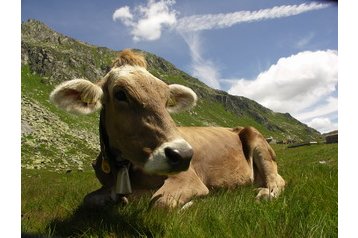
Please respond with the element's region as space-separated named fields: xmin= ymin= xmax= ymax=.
xmin=50 ymin=79 xmax=103 ymax=115
xmin=167 ymin=84 xmax=197 ymax=113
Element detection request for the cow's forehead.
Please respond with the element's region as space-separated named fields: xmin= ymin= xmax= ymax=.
xmin=106 ymin=65 xmax=169 ymax=101
xmin=109 ymin=65 xmax=164 ymax=84
xmin=110 ymin=65 xmax=151 ymax=79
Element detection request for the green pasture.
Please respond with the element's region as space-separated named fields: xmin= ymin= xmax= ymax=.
xmin=21 ymin=144 xmax=338 ymax=237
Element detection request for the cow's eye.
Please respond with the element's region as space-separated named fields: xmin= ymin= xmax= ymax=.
xmin=114 ymin=90 xmax=128 ymax=102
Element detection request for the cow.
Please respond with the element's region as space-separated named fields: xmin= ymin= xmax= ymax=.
xmin=50 ymin=49 xmax=285 ymax=208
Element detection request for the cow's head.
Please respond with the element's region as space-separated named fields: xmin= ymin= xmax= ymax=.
xmin=50 ymin=49 xmax=196 ymax=175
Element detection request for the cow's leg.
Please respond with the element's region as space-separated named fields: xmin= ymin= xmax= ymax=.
xmin=239 ymin=127 xmax=285 ymax=200
xmin=83 ymin=186 xmax=113 ymax=207
xmin=252 ymin=147 xmax=285 ymax=200
xmin=150 ymin=168 xmax=209 ymax=209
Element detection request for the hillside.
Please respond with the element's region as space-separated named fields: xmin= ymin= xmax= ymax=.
xmin=21 ymin=19 xmax=321 ymax=171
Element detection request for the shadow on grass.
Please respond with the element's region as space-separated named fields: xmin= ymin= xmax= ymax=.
xmin=45 ymin=203 xmax=166 ymax=237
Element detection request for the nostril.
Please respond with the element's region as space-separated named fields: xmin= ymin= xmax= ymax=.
xmin=164 ymin=147 xmax=181 ymax=165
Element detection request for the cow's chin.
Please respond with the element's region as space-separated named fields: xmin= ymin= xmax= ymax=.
xmin=143 ymin=157 xmax=190 ymax=175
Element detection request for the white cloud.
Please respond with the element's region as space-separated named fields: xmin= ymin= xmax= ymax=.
xmin=181 ymin=33 xmax=221 ymax=89
xmin=296 ymin=96 xmax=337 ymax=121
xmin=307 ymin=117 xmax=337 ymax=134
xmin=228 ymin=50 xmax=338 ymax=114
xmin=295 ymin=32 xmax=315 ymax=49
xmin=191 ymin=61 xmax=221 ymax=89
xmin=113 ymin=6 xmax=133 ymax=26
xmin=228 ymin=50 xmax=338 ymax=133
xmin=176 ymin=2 xmax=330 ymax=33
xmin=112 ymin=0 xmax=177 ymax=41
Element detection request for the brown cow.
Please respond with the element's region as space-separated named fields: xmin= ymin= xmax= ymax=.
xmin=50 ymin=49 xmax=285 ymax=208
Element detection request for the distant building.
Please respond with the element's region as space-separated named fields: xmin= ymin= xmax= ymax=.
xmin=326 ymin=133 xmax=338 ymax=144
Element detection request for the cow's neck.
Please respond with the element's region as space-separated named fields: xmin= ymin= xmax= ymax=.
xmin=100 ymin=108 xmax=132 ymax=195
xmin=100 ymin=108 xmax=126 ymax=164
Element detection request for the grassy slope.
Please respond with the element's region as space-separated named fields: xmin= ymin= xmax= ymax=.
xmin=22 ymin=144 xmax=338 ymax=237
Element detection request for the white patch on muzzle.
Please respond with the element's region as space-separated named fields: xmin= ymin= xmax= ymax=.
xmin=143 ymin=138 xmax=192 ymax=175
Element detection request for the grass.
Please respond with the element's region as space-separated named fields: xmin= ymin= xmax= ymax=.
xmin=21 ymin=143 xmax=338 ymax=237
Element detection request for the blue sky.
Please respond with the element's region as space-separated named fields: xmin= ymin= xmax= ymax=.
xmin=21 ymin=0 xmax=338 ymax=133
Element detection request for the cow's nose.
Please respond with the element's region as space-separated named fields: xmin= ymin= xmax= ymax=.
xmin=164 ymin=146 xmax=193 ymax=166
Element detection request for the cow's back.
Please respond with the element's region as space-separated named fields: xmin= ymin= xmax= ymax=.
xmin=178 ymin=127 xmax=252 ymax=188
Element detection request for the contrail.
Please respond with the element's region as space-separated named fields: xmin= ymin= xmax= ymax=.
xmin=176 ymin=2 xmax=330 ymax=32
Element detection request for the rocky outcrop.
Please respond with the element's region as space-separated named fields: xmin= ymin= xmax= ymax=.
xmin=21 ymin=19 xmax=115 ymax=83
xmin=21 ymin=96 xmax=99 ymax=171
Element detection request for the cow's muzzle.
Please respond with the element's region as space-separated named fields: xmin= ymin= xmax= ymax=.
xmin=143 ymin=139 xmax=193 ymax=175
xmin=164 ymin=146 xmax=193 ymax=171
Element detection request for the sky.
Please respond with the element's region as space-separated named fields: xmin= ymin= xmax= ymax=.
xmin=21 ymin=0 xmax=338 ymax=133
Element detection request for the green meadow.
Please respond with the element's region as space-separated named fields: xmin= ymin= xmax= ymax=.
xmin=21 ymin=143 xmax=338 ymax=237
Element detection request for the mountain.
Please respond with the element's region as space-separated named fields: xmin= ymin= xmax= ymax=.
xmin=21 ymin=19 xmax=321 ymax=171
xmin=322 ymin=130 xmax=338 ymax=137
